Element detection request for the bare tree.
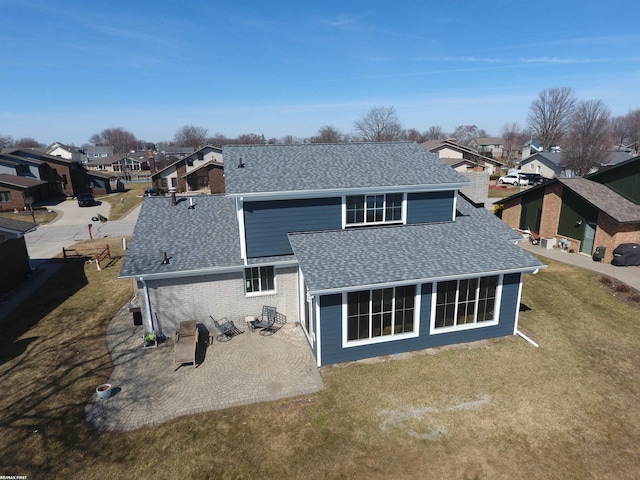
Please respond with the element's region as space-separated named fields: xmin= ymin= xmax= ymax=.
xmin=623 ymin=108 xmax=640 ymax=153
xmin=206 ymin=134 xmax=230 ymax=148
xmin=451 ymin=125 xmax=480 ymax=146
xmin=527 ymin=87 xmax=577 ymax=151
xmin=404 ymin=128 xmax=426 ymax=143
xmin=236 ymin=133 xmax=265 ymax=145
xmin=90 ymin=127 xmax=138 ymax=153
xmin=313 ymin=125 xmax=343 ymax=143
xmin=0 ymin=134 xmax=14 ymax=148
xmin=174 ymin=125 xmax=208 ymax=148
xmin=423 ymin=126 xmax=447 ymax=141
xmin=14 ymin=137 xmax=45 ymax=148
xmin=353 ymin=106 xmax=403 ymax=142
xmin=500 ymin=121 xmax=525 ymax=166
xmin=563 ymin=99 xmax=612 ymax=176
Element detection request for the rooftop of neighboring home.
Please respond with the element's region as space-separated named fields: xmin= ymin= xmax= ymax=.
xmin=223 ymin=142 xmax=470 ymax=197
xmin=473 ymin=137 xmax=504 ymax=146
xmin=0 ymin=216 xmax=38 ymax=234
xmin=0 ymin=174 xmax=48 ymax=189
xmin=558 ymin=178 xmax=640 ymax=223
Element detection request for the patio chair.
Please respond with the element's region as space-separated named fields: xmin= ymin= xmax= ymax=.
xmin=173 ymin=320 xmax=199 ymax=370
xmin=248 ymin=306 xmax=287 ymax=336
xmin=211 ymin=316 xmax=244 ymax=342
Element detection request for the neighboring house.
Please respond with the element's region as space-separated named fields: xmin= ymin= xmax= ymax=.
xmin=499 ymin=155 xmax=640 ymax=263
xmin=470 ymin=137 xmax=505 ymax=159
xmin=84 ymin=146 xmax=115 ymax=164
xmin=0 ymin=174 xmax=49 ymax=211
xmin=422 ymin=139 xmax=505 ymax=175
xmin=120 ymin=142 xmax=544 ymax=367
xmin=151 ymin=145 xmax=223 ymax=193
xmin=46 ymin=142 xmax=85 ymax=163
xmin=519 ymin=151 xmax=638 ymax=179
xmin=86 ymin=153 xmax=150 ymax=174
xmin=0 ymin=217 xmax=36 ymax=296
xmin=518 ymin=152 xmax=566 ymax=178
xmin=0 ymin=148 xmax=114 ymax=198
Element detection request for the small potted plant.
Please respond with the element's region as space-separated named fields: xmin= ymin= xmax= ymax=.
xmin=143 ymin=331 xmax=157 ymax=349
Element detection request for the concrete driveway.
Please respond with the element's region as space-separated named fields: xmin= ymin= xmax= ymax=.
xmin=25 ymin=197 xmax=140 ymax=261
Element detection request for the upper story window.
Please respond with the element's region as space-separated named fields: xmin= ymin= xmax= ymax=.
xmin=345 ymin=193 xmax=404 ymax=227
xmin=432 ymin=275 xmax=500 ymax=333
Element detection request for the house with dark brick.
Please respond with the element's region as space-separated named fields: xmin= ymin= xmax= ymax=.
xmin=499 ymin=154 xmax=640 ymax=263
xmin=120 ymin=142 xmax=544 ymax=366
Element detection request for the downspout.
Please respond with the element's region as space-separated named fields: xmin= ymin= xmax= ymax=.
xmin=139 ymin=277 xmax=154 ymax=333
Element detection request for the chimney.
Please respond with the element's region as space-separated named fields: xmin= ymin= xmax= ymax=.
xmin=169 ymin=187 xmax=177 ymax=206
xmin=238 ymin=157 xmax=244 ymax=168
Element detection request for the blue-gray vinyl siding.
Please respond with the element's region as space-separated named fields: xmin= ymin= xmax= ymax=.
xmin=406 ymin=191 xmax=455 ymax=224
xmin=244 ymin=198 xmax=342 ymax=257
xmin=317 ymin=273 xmax=522 ymax=366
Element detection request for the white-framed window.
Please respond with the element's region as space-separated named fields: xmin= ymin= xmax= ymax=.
xmin=244 ymin=266 xmax=275 ymax=295
xmin=431 ymin=275 xmax=501 ymax=334
xmin=343 ymin=285 xmax=419 ymax=346
xmin=345 ymin=193 xmax=404 ymax=227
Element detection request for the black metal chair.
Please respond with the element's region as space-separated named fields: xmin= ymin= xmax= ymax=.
xmin=211 ymin=316 xmax=243 ymax=342
xmin=248 ymin=306 xmax=287 ymax=336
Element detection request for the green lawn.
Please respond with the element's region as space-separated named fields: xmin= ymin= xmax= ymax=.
xmin=1 ymin=244 xmax=640 ymax=479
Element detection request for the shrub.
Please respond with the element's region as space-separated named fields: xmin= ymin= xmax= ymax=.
xmin=615 ymin=284 xmax=631 ymax=293
xmin=600 ymin=276 xmax=613 ymax=285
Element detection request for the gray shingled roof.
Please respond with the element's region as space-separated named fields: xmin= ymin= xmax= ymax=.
xmin=558 ymin=178 xmax=640 ymax=223
xmin=289 ymin=197 xmax=543 ymax=294
xmin=119 ymin=195 xmax=243 ymax=278
xmin=0 ymin=217 xmax=37 ymax=233
xmin=223 ymin=142 xmax=470 ymax=195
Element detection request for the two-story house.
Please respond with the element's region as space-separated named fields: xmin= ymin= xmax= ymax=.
xmin=151 ymin=145 xmax=224 ymax=193
xmin=120 ymin=142 xmax=543 ymax=366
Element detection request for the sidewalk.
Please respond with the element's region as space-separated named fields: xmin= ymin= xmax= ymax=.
xmin=520 ymin=241 xmax=640 ymax=291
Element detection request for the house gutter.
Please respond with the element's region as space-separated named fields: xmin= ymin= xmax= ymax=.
xmin=304 ymin=265 xmax=546 ymax=297
xmin=139 ymin=277 xmax=154 ymax=333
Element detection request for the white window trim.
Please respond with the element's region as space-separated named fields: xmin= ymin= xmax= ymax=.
xmin=243 ymin=265 xmax=277 ymax=297
xmin=429 ymin=274 xmax=503 ymax=335
xmin=342 ymin=284 xmax=421 ymax=348
xmin=341 ymin=193 xmax=406 ymax=228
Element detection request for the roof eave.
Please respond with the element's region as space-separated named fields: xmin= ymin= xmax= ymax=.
xmin=227 ymin=182 xmax=469 ymax=200
xmin=305 ymin=265 xmax=546 ymax=296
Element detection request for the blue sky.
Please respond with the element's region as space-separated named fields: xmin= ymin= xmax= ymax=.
xmin=1 ymin=0 xmax=639 ymax=146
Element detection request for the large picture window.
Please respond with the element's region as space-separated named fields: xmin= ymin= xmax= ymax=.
xmin=345 ymin=193 xmax=403 ymax=226
xmin=244 ymin=266 xmax=275 ymax=295
xmin=346 ymin=285 xmax=416 ymax=343
xmin=433 ymin=275 xmax=499 ymax=331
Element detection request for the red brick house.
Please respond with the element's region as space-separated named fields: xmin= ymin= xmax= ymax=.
xmin=498 ymin=155 xmax=640 ymax=264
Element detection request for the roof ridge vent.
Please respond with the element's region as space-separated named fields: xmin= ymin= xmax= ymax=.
xmin=238 ymin=157 xmax=244 ymax=168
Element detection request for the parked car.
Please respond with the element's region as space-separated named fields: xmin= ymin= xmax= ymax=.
xmin=498 ymin=174 xmax=527 ymax=186
xmin=144 ymin=187 xmax=160 ymax=197
xmin=77 ymin=192 xmax=97 ymax=207
xmin=520 ymin=173 xmax=549 ymax=186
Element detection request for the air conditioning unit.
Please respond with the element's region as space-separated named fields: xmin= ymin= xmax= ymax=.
xmin=541 ymin=237 xmax=556 ymax=249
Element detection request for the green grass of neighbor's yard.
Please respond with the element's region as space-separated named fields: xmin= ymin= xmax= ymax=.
xmin=2 ymin=245 xmax=640 ymax=479
xmin=97 ymin=182 xmax=149 ymax=221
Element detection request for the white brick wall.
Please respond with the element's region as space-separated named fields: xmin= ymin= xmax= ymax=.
xmin=138 ymin=266 xmax=299 ymax=335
